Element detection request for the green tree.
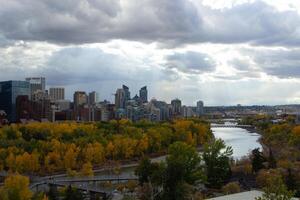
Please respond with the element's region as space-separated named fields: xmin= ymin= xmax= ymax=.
xmin=256 ymin=175 xmax=295 ymax=200
xmin=162 ymin=142 xmax=205 ymax=200
xmin=63 ymin=185 xmax=84 ymax=200
xmin=203 ymin=139 xmax=233 ymax=188
xmin=251 ymin=148 xmax=266 ymax=173
xmin=268 ymin=149 xmax=276 ymax=169
xmin=285 ymin=168 xmax=298 ymax=195
xmin=47 ymin=185 xmax=58 ymax=200
xmin=135 ymin=157 xmax=154 ymax=185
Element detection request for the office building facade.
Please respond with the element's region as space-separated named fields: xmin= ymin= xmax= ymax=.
xmin=139 ymin=86 xmax=148 ymax=103
xmin=49 ymin=87 xmax=65 ymax=100
xmin=89 ymin=91 xmax=99 ymax=105
xmin=73 ymin=91 xmax=87 ymax=109
xmin=115 ymin=88 xmax=126 ymax=109
xmin=26 ymin=77 xmax=46 ymax=98
xmin=0 ymin=81 xmax=30 ymax=122
xmin=197 ymin=100 xmax=204 ymax=116
xmin=171 ymin=98 xmax=182 ymax=116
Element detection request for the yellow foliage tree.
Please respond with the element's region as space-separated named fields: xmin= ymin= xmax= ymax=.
xmin=80 ymin=162 xmax=94 ymax=177
xmin=45 ymin=151 xmax=62 ymax=172
xmin=0 ymin=174 xmax=32 ymax=200
xmin=5 ymin=153 xmax=16 ymax=172
xmin=64 ymin=144 xmax=79 ymax=170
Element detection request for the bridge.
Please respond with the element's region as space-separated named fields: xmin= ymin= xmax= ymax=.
xmin=30 ymin=175 xmax=138 ymax=199
xmin=211 ymin=124 xmax=253 ymax=128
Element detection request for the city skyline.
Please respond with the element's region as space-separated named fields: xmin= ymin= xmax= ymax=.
xmin=3 ymin=76 xmax=300 ymax=107
xmin=1 ymin=1 xmax=300 ymax=105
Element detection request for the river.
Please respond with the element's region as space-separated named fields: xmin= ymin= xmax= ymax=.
xmin=211 ymin=126 xmax=262 ymax=159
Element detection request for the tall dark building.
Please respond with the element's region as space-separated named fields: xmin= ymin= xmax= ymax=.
xmin=196 ymin=100 xmax=204 ymax=116
xmin=122 ymin=85 xmax=130 ymax=102
xmin=115 ymin=88 xmax=126 ymax=109
xmin=171 ymin=98 xmax=182 ymax=116
xmin=0 ymin=81 xmax=30 ymax=122
xmin=139 ymin=86 xmax=148 ymax=103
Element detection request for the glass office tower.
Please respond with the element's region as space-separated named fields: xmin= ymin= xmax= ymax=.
xmin=0 ymin=81 xmax=30 ymax=122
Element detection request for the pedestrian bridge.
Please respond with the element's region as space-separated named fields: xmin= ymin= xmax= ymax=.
xmin=211 ymin=124 xmax=253 ymax=128
xmin=30 ymin=175 xmax=138 ymax=199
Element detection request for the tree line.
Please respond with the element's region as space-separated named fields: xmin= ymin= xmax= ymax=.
xmin=0 ymin=119 xmax=212 ymax=175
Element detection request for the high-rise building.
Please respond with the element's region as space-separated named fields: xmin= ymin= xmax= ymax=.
xmin=182 ymin=106 xmax=194 ymax=118
xmin=115 ymin=88 xmax=126 ymax=109
xmin=88 ymin=91 xmax=99 ymax=105
xmin=49 ymin=87 xmax=65 ymax=100
xmin=139 ymin=86 xmax=148 ymax=103
xmin=0 ymin=81 xmax=30 ymax=122
xmin=171 ymin=98 xmax=182 ymax=116
xmin=73 ymin=91 xmax=87 ymax=109
xmin=123 ymin=85 xmax=130 ymax=102
xmin=25 ymin=77 xmax=46 ymax=98
xmin=196 ymin=100 xmax=204 ymax=116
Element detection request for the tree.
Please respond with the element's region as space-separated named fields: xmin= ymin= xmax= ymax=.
xmin=135 ymin=157 xmax=154 ymax=185
xmin=162 ymin=142 xmax=205 ymax=200
xmin=135 ymin=157 xmax=165 ymax=199
xmin=80 ymin=162 xmax=94 ymax=177
xmin=64 ymin=144 xmax=79 ymax=170
xmin=63 ymin=185 xmax=84 ymax=200
xmin=0 ymin=174 xmax=32 ymax=200
xmin=268 ymin=149 xmax=276 ymax=169
xmin=256 ymin=169 xmax=282 ymax=188
xmin=222 ymin=182 xmax=241 ymax=195
xmin=137 ymin=183 xmax=152 ymax=200
xmin=47 ymin=185 xmax=58 ymax=200
xmin=255 ymin=175 xmax=295 ymax=200
xmin=203 ymin=139 xmax=233 ymax=188
xmin=251 ymin=148 xmax=265 ymax=173
xmin=285 ymin=168 xmax=298 ymax=193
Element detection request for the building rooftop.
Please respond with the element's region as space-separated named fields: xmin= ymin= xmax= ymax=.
xmin=208 ymin=190 xmax=298 ymax=200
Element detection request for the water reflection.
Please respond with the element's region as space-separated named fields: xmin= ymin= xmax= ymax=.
xmin=212 ymin=127 xmax=262 ymax=159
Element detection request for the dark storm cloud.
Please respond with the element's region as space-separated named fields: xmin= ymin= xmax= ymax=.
xmin=165 ymin=51 xmax=216 ymax=74
xmin=1 ymin=0 xmax=300 ymax=46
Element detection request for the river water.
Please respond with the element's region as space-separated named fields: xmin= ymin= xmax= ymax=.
xmin=211 ymin=126 xmax=262 ymax=159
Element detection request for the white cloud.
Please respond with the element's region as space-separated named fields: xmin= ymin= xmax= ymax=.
xmin=0 ymin=0 xmax=300 ymax=105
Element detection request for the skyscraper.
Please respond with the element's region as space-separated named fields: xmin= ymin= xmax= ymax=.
xmin=0 ymin=81 xmax=30 ymax=122
xmin=88 ymin=91 xmax=99 ymax=105
xmin=25 ymin=77 xmax=46 ymax=98
xmin=122 ymin=85 xmax=130 ymax=102
xmin=73 ymin=91 xmax=87 ymax=109
xmin=171 ymin=98 xmax=182 ymax=116
xmin=139 ymin=86 xmax=148 ymax=103
xmin=49 ymin=87 xmax=65 ymax=100
xmin=115 ymin=88 xmax=126 ymax=109
xmin=196 ymin=100 xmax=204 ymax=116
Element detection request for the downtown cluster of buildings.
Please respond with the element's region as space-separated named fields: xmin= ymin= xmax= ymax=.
xmin=0 ymin=78 xmax=205 ymax=123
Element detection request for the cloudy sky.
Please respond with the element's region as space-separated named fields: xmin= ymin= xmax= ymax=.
xmin=1 ymin=0 xmax=300 ymax=106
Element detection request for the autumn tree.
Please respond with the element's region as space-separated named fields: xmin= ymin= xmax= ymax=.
xmin=80 ymin=162 xmax=94 ymax=177
xmin=0 ymin=174 xmax=32 ymax=200
xmin=222 ymin=182 xmax=241 ymax=195
xmin=256 ymin=175 xmax=295 ymax=200
xmin=64 ymin=144 xmax=79 ymax=170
